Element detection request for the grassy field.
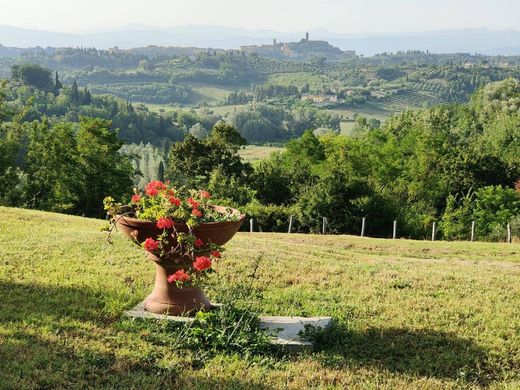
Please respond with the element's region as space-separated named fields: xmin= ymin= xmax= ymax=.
xmin=238 ymin=145 xmax=285 ymax=163
xmin=1 ymin=207 xmax=520 ymax=389
xmin=188 ymin=83 xmax=238 ymax=103
xmin=266 ymin=73 xmax=342 ymax=91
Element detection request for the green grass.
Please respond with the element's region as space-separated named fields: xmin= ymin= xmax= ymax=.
xmin=1 ymin=207 xmax=520 ymax=388
xmin=187 ymin=83 xmax=238 ymax=103
xmin=266 ymin=72 xmax=341 ymax=91
xmin=238 ymin=145 xmax=285 ymax=163
xmin=195 ymin=104 xmax=248 ymax=116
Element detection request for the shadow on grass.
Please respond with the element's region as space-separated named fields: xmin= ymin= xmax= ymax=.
xmin=0 ymin=280 xmax=109 ymax=323
xmin=0 ymin=280 xmax=496 ymax=387
xmin=306 ymin=323 xmax=495 ymax=386
xmin=0 ymin=280 xmax=275 ymax=389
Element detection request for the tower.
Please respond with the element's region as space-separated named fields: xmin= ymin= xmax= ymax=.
xmin=305 ymin=32 xmax=309 ymax=42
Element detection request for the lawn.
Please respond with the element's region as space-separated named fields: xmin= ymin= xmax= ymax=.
xmin=1 ymin=207 xmax=520 ymax=389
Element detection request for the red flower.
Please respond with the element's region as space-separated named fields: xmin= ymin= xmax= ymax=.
xmin=156 ymin=217 xmax=174 ymax=229
xmin=187 ymin=198 xmax=199 ymax=208
xmin=143 ymin=238 xmax=159 ymax=252
xmin=167 ymin=269 xmax=191 ymax=283
xmin=191 ymin=209 xmax=202 ymax=218
xmin=200 ymin=190 xmax=211 ymax=199
xmin=146 ymin=187 xmax=158 ymax=196
xmin=167 ymin=189 xmax=175 ymax=196
xmin=131 ymin=194 xmax=141 ymax=203
xmin=194 ymin=238 xmax=204 ymax=247
xmin=168 ymin=197 xmax=181 ymax=206
xmin=145 ymin=180 xmax=167 ymax=196
xmin=211 ymin=250 xmax=221 ymax=258
xmin=193 ymin=256 xmax=212 ymax=272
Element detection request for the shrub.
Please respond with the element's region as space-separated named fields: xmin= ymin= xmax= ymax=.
xmin=242 ymin=202 xmax=293 ymax=232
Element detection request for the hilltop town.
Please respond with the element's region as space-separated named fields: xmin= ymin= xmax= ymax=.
xmin=240 ymin=33 xmax=356 ymax=61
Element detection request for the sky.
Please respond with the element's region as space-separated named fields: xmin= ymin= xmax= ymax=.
xmin=0 ymin=0 xmax=519 ymax=34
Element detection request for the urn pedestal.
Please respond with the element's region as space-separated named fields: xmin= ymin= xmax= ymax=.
xmin=115 ymin=206 xmax=244 ymax=316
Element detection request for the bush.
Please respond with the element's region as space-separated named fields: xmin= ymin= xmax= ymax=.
xmin=242 ymin=202 xmax=293 ymax=232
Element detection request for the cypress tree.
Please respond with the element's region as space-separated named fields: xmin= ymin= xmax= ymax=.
xmin=71 ymin=80 xmax=79 ymax=103
xmin=158 ymin=161 xmax=165 ymax=182
xmin=54 ymin=71 xmax=63 ymax=95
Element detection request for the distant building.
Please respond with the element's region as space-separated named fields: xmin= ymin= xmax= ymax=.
xmin=240 ymin=33 xmax=355 ymax=61
xmin=301 ymin=93 xmax=339 ymax=104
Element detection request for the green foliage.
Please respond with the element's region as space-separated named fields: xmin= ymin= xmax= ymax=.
xmin=242 ymin=202 xmax=293 ymax=232
xmin=25 ymin=121 xmax=82 ymax=212
xmin=76 ymin=117 xmax=134 ymax=217
xmin=11 ymin=63 xmax=53 ymax=91
xmin=472 ymin=185 xmax=520 ymax=239
xmin=440 ymin=192 xmax=474 ymax=240
xmin=207 ymin=168 xmax=255 ymax=207
xmin=148 ymin=305 xmax=274 ymax=359
xmin=4 ymin=79 xmax=183 ymax=145
xmin=166 ymin=123 xmax=252 ymax=188
xmin=119 ymin=142 xmax=166 ymax=190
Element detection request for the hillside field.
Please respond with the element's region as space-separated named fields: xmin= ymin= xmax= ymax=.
xmin=1 ymin=207 xmax=520 ymax=389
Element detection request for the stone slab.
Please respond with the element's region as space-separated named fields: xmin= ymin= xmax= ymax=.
xmin=124 ymin=301 xmax=333 ymax=352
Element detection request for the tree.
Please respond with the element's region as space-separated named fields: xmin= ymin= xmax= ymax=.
xmin=189 ymin=123 xmax=209 ymax=139
xmin=11 ymin=64 xmax=53 ymax=91
xmin=76 ymin=117 xmax=134 ymax=217
xmin=25 ymin=121 xmax=83 ymax=212
xmin=158 ymin=161 xmax=165 ymax=182
xmin=53 ymin=71 xmax=63 ymax=95
xmin=166 ymin=123 xmax=252 ymax=188
xmin=71 ymin=80 xmax=79 ymax=103
xmin=209 ymin=120 xmax=246 ymax=147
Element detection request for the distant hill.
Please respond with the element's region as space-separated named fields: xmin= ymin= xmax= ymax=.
xmin=2 ymin=25 xmax=520 ymax=56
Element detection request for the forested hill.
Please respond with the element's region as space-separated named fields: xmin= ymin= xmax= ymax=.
xmin=0 ymin=64 xmax=343 ymax=145
xmin=1 ymin=74 xmax=519 ymax=241
xmin=2 ymin=47 xmax=520 ymax=110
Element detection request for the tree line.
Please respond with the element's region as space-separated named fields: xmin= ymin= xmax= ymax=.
xmin=164 ymin=78 xmax=520 ymax=241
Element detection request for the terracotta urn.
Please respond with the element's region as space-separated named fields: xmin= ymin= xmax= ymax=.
xmin=116 ymin=206 xmax=245 ymax=315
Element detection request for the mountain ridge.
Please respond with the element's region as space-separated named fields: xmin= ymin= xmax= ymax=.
xmin=2 ymin=25 xmax=520 ymax=56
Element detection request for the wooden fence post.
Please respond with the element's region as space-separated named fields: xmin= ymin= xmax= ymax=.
xmin=288 ymin=215 xmax=293 ymax=234
xmin=322 ymin=217 xmax=327 ymax=234
xmin=249 ymin=218 xmax=254 ymax=233
xmin=507 ymin=223 xmax=512 ymax=243
xmin=361 ymin=217 xmax=366 ymax=237
xmin=471 ymin=221 xmax=475 ymax=242
xmin=432 ymin=222 xmax=436 ymax=242
xmin=392 ymin=220 xmax=397 ymax=239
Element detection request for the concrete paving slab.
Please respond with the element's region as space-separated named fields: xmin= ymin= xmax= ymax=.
xmin=124 ymin=301 xmax=333 ymax=352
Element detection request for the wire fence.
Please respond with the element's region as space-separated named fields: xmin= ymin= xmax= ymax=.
xmin=247 ymin=216 xmax=518 ymax=244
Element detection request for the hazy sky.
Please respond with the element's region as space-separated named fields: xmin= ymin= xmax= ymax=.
xmin=0 ymin=0 xmax=519 ymax=34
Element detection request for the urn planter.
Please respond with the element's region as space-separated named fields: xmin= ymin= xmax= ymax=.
xmin=115 ymin=206 xmax=245 ymax=316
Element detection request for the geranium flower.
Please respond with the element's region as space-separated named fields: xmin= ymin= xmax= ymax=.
xmin=167 ymin=269 xmax=191 ymax=283
xmin=131 ymin=194 xmax=141 ymax=203
xmin=145 ymin=180 xmax=166 ymax=196
xmin=211 ymin=250 xmax=221 ymax=258
xmin=146 ymin=187 xmax=158 ymax=196
xmin=200 ymin=190 xmax=211 ymax=199
xmin=143 ymin=238 xmax=159 ymax=252
xmin=168 ymin=196 xmax=181 ymax=206
xmin=191 ymin=209 xmax=202 ymax=218
xmin=187 ymin=198 xmax=199 ymax=208
xmin=156 ymin=217 xmax=174 ymax=229
xmin=193 ymin=256 xmax=212 ymax=271
xmin=194 ymin=238 xmax=204 ymax=247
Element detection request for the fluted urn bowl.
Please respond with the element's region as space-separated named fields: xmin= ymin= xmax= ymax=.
xmin=115 ymin=206 xmax=245 ymax=315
